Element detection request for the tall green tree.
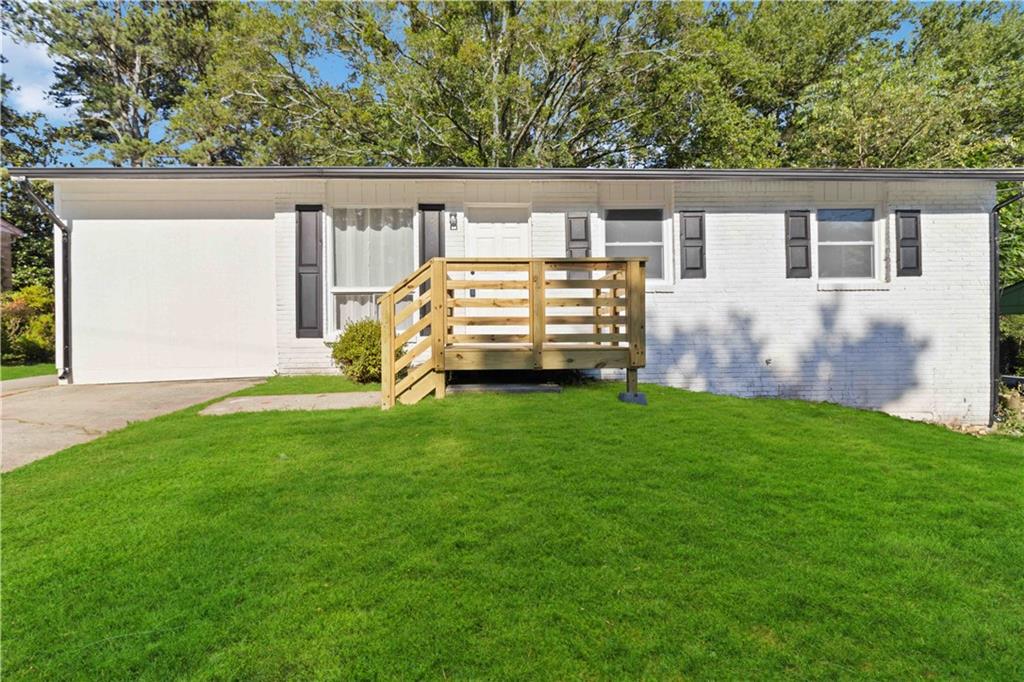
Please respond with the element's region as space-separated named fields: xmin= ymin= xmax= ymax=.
xmin=173 ymin=0 xmax=680 ymax=167
xmin=321 ymin=0 xmax=671 ymax=166
xmin=640 ymin=0 xmax=908 ymax=168
xmin=1 ymin=72 xmax=58 ymax=289
xmin=788 ymin=1 xmax=1024 ymax=168
xmin=168 ymin=1 xmax=364 ymax=166
xmin=7 ymin=0 xmax=220 ymax=166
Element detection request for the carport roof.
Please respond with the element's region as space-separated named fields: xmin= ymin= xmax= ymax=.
xmin=10 ymin=166 xmax=1024 ymax=182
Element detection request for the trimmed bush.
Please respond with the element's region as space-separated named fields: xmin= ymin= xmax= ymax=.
xmin=331 ymin=318 xmax=393 ymax=384
xmin=1 ymin=284 xmax=55 ymax=364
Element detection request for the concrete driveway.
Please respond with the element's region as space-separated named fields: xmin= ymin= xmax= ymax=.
xmin=1 ymin=378 xmax=259 ymax=472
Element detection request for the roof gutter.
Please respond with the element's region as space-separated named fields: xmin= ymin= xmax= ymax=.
xmin=14 ymin=178 xmax=72 ymax=382
xmin=9 ymin=166 xmax=1024 ymax=182
xmin=990 ymin=186 xmax=1024 ymax=425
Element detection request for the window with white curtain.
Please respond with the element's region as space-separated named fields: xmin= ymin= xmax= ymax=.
xmin=817 ymin=208 xmax=876 ymax=278
xmin=331 ymin=208 xmax=414 ymax=332
xmin=333 ymin=208 xmax=415 ymax=287
xmin=604 ymin=208 xmax=665 ymax=279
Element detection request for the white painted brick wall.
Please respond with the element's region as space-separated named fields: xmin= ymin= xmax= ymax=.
xmin=53 ymin=176 xmax=996 ymax=423
xmin=267 ymin=177 xmax=996 ymax=423
xmin=273 ymin=181 xmax=335 ymax=374
xmin=639 ymin=179 xmax=994 ymax=424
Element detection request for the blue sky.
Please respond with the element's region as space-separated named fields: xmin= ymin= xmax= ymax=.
xmin=2 ymin=33 xmax=70 ymax=122
xmin=2 ymin=7 xmax=359 ymax=129
xmin=2 ymin=27 xmax=352 ymax=164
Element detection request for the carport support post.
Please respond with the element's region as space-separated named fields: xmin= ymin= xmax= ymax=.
xmin=17 ymin=178 xmax=72 ymax=382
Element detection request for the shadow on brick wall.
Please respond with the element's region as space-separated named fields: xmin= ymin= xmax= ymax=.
xmin=660 ymin=299 xmax=930 ymax=410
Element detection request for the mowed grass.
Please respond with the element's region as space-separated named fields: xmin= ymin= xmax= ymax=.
xmin=2 ymin=384 xmax=1022 ymax=679
xmin=0 ymin=363 xmax=55 ymax=381
xmin=228 ymin=373 xmax=378 ymax=396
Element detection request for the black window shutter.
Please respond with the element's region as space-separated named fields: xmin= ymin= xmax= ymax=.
xmin=896 ymin=210 xmax=922 ymax=277
xmin=785 ymin=210 xmax=811 ymax=278
xmin=565 ymin=212 xmax=590 ymax=279
xmin=295 ymin=205 xmax=323 ymax=338
xmin=680 ymin=211 xmax=706 ymax=279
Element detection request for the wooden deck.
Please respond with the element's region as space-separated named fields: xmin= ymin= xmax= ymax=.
xmin=379 ymin=257 xmax=646 ymax=408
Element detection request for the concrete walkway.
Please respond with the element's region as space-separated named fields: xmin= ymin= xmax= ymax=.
xmin=1 ymin=378 xmax=258 ymax=472
xmin=200 ymin=391 xmax=380 ymax=415
xmin=1 ymin=374 xmax=58 ymax=396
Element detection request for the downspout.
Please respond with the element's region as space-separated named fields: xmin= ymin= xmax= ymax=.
xmin=990 ymin=186 xmax=1024 ymax=425
xmin=14 ymin=178 xmax=72 ymax=382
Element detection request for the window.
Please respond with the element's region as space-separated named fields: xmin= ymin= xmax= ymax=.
xmin=331 ymin=208 xmax=414 ymax=332
xmin=333 ymin=208 xmax=414 ymax=287
xmin=604 ymin=208 xmax=664 ymax=279
xmin=817 ymin=208 xmax=875 ymax=279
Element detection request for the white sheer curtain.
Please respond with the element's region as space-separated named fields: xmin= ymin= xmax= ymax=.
xmin=333 ymin=208 xmax=414 ymax=288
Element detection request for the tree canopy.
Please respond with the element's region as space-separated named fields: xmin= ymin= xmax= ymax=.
xmin=2 ymin=0 xmax=1023 ymax=285
xmin=6 ymin=0 xmax=1022 ymax=170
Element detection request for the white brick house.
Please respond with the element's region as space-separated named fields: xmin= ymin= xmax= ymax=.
xmin=14 ymin=167 xmax=1024 ymax=424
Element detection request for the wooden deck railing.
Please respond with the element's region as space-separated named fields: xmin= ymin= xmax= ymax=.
xmin=379 ymin=257 xmax=646 ymax=408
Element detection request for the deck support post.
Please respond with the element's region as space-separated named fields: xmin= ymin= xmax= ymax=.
xmin=381 ymin=292 xmax=396 ymax=409
xmin=619 ymin=259 xmax=648 ymax=405
xmin=430 ymin=258 xmax=447 ymax=399
xmin=619 ymin=367 xmax=647 ymax=405
xmin=529 ymin=261 xmax=546 ymax=369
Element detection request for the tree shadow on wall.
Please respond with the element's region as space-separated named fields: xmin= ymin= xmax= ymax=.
xmin=660 ymin=299 xmax=930 ymax=411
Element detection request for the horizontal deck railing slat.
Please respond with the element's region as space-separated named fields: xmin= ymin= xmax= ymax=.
xmin=380 ymin=257 xmax=646 ymax=409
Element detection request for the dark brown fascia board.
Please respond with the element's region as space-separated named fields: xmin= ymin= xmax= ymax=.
xmin=8 ymin=166 xmax=1024 ymax=182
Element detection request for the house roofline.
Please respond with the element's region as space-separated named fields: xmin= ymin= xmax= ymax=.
xmin=0 ymin=218 xmax=25 ymax=236
xmin=9 ymin=166 xmax=1024 ymax=182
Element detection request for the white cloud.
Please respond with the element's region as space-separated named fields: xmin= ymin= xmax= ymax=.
xmin=1 ymin=33 xmax=76 ymax=121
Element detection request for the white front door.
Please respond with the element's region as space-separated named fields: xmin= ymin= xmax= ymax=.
xmin=459 ymin=206 xmax=531 ymax=340
xmin=465 ymin=206 xmax=531 ymax=257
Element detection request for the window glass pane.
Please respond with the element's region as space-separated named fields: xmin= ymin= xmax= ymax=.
xmin=606 ymin=244 xmax=663 ymax=279
xmin=334 ymin=292 xmax=378 ymax=330
xmin=605 ymin=209 xmax=663 ymax=243
xmin=819 ymin=221 xmax=874 ymax=242
xmin=333 ymin=208 xmax=414 ymax=287
xmin=818 ymin=208 xmax=874 ymax=222
xmin=819 ymin=244 xmax=874 ymax=278
xmin=818 ymin=208 xmax=874 ymax=242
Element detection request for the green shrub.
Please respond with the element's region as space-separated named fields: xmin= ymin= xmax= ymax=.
xmin=1 ymin=284 xmax=55 ymax=364
xmin=331 ymin=318 xmax=398 ymax=384
xmin=997 ymin=384 xmax=1024 ymax=436
xmin=1001 ymin=315 xmax=1024 ymax=375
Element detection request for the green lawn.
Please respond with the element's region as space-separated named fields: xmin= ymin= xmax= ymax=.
xmin=3 ymin=384 xmax=1022 ymax=679
xmin=0 ymin=363 xmax=55 ymax=381
xmin=228 ymin=373 xmax=378 ymax=396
